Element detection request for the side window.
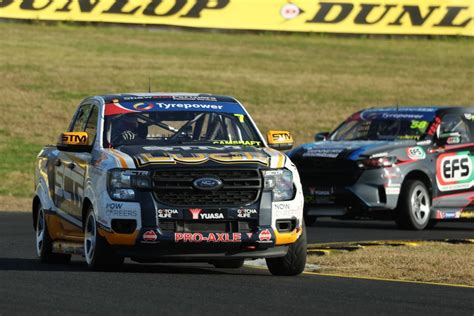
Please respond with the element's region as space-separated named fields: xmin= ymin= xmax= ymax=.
xmin=465 ymin=113 xmax=474 ymax=141
xmin=70 ymin=104 xmax=92 ymax=132
xmin=84 ymin=105 xmax=99 ymax=141
xmin=440 ymin=114 xmax=471 ymax=144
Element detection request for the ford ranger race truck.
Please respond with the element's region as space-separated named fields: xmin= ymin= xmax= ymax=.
xmin=289 ymin=106 xmax=474 ymax=230
xmin=33 ymin=93 xmax=306 ymax=275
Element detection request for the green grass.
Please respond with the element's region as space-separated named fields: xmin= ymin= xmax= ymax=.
xmin=0 ymin=130 xmax=41 ymax=197
xmin=0 ymin=23 xmax=473 ymax=200
xmin=308 ymin=241 xmax=474 ymax=286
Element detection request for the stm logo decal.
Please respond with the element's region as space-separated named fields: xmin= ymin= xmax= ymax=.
xmin=436 ymin=152 xmax=474 ymax=192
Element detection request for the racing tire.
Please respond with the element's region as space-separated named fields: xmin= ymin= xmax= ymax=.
xmin=265 ymin=225 xmax=307 ymax=276
xmin=35 ymin=206 xmax=71 ymax=264
xmin=84 ymin=206 xmax=124 ymax=271
xmin=395 ymin=180 xmax=432 ymax=230
xmin=211 ymin=259 xmax=245 ymax=269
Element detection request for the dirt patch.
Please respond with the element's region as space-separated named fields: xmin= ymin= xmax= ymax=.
xmin=0 ymin=195 xmax=31 ymax=212
xmin=308 ymin=241 xmax=474 ymax=286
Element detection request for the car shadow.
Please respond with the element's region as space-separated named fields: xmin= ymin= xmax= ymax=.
xmin=311 ymin=218 xmax=474 ymax=231
xmin=0 ymin=257 xmax=271 ymax=276
xmin=313 ymin=219 xmax=397 ymax=230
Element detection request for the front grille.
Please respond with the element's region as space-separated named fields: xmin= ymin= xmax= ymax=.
xmin=293 ymin=157 xmax=361 ymax=187
xmin=153 ymin=168 xmax=262 ymax=207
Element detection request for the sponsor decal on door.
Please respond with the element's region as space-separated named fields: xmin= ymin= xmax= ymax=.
xmin=436 ymin=152 xmax=474 ymax=192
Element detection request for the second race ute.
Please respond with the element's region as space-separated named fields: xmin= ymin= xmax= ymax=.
xmin=289 ymin=106 xmax=474 ymax=230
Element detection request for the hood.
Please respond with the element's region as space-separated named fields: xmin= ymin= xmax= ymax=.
xmin=116 ymin=144 xmax=285 ymax=169
xmin=289 ymin=140 xmax=418 ymax=160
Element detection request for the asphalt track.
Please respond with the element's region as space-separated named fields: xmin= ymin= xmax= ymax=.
xmin=0 ymin=212 xmax=473 ymax=315
xmin=309 ymin=217 xmax=474 ymax=243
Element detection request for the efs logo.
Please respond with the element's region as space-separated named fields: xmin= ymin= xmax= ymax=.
xmin=439 ymin=154 xmax=472 ymax=183
xmin=406 ymin=147 xmax=426 ymax=160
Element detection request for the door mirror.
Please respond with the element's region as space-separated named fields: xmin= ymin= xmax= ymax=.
xmin=437 ymin=132 xmax=461 ymax=146
xmin=57 ymin=132 xmax=92 ymax=152
xmin=267 ymin=130 xmax=294 ymax=150
xmin=315 ymin=132 xmax=330 ymax=141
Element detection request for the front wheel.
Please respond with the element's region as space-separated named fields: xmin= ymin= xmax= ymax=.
xmin=35 ymin=206 xmax=71 ymax=264
xmin=395 ymin=180 xmax=431 ymax=230
xmin=266 ymin=226 xmax=307 ymax=276
xmin=84 ymin=206 xmax=124 ymax=271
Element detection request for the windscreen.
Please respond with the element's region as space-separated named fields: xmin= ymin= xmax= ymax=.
xmin=103 ymin=102 xmax=262 ymax=147
xmin=330 ymin=108 xmax=437 ymax=141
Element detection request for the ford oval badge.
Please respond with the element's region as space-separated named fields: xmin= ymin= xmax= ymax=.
xmin=192 ymin=177 xmax=224 ymax=191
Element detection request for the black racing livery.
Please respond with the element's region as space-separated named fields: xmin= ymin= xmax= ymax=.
xmin=288 ymin=106 xmax=474 ymax=230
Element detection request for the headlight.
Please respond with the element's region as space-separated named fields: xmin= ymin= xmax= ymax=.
xmin=263 ymin=169 xmax=294 ymax=202
xmin=108 ymin=169 xmax=152 ymax=201
xmin=357 ymin=156 xmax=398 ymax=169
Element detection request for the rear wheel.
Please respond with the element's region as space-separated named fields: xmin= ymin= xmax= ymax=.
xmin=395 ymin=180 xmax=431 ymax=230
xmin=36 ymin=206 xmax=71 ymax=264
xmin=211 ymin=259 xmax=245 ymax=269
xmin=266 ymin=225 xmax=307 ymax=276
xmin=84 ymin=206 xmax=124 ymax=271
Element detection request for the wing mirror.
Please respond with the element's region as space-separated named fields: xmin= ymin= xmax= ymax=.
xmin=315 ymin=132 xmax=330 ymax=141
xmin=57 ymin=132 xmax=92 ymax=152
xmin=267 ymin=130 xmax=294 ymax=150
xmin=437 ymin=132 xmax=461 ymax=146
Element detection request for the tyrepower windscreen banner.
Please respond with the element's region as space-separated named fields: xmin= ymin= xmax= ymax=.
xmin=0 ymin=0 xmax=472 ymax=36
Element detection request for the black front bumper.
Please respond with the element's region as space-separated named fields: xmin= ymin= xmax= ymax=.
xmin=299 ymin=165 xmax=402 ymax=217
xmin=114 ymin=244 xmax=289 ymax=262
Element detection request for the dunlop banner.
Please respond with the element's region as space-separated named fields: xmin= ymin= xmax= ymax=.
xmin=0 ymin=0 xmax=472 ymax=36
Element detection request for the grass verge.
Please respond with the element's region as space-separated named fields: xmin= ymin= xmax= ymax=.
xmin=0 ymin=22 xmax=473 ymax=204
xmin=307 ymin=241 xmax=474 ymax=286
xmin=0 ymin=196 xmax=31 ymax=212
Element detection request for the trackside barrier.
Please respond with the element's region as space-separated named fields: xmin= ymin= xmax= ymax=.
xmin=0 ymin=0 xmax=472 ymax=36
